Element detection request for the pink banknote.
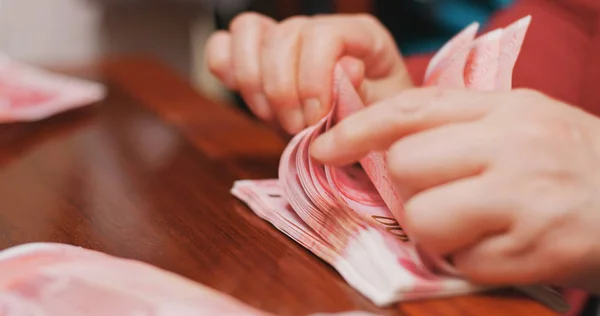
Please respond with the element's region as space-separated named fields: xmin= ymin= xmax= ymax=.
xmin=0 ymin=242 xmax=271 ymax=316
xmin=0 ymin=54 xmax=106 ymax=123
xmin=0 ymin=242 xmax=379 ymax=316
xmin=232 ymin=15 xmax=569 ymax=314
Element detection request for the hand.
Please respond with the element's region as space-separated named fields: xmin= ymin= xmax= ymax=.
xmin=310 ymin=87 xmax=600 ymax=292
xmin=205 ymin=12 xmax=413 ymax=134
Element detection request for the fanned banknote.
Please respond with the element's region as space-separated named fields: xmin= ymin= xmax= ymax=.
xmin=232 ymin=16 xmax=570 ymax=313
xmin=0 ymin=242 xmax=376 ymax=315
xmin=0 ymin=53 xmax=106 ymax=122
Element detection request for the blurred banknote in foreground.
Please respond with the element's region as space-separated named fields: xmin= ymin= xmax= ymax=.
xmin=232 ymin=15 xmax=570 ymax=313
xmin=0 ymin=242 xmax=375 ymax=315
xmin=0 ymin=54 xmax=105 ymax=123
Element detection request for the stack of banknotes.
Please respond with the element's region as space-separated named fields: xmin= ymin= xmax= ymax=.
xmin=232 ymin=15 xmax=570 ymax=313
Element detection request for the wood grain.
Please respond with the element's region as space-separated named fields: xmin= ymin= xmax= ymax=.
xmin=0 ymin=56 xmax=558 ymax=316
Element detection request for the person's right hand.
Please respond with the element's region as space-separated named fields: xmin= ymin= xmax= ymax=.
xmin=206 ymin=12 xmax=413 ymax=134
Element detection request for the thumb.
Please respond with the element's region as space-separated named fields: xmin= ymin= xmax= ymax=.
xmin=359 ymin=61 xmax=414 ymax=106
xmin=337 ymin=56 xmax=414 ymax=107
xmin=338 ymin=56 xmax=365 ymax=89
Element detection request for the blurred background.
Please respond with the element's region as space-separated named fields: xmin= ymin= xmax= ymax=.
xmin=0 ymin=0 xmax=512 ymax=109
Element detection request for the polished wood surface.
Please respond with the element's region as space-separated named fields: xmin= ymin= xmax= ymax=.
xmin=0 ymin=56 xmax=558 ymax=316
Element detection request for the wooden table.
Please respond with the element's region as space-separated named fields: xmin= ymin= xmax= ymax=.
xmin=0 ymin=56 xmax=559 ymax=316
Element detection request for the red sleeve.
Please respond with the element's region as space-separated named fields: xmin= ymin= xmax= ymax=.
xmin=404 ymin=53 xmax=433 ymax=87
xmin=404 ymin=0 xmax=600 ymax=110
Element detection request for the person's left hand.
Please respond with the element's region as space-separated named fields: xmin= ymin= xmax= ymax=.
xmin=310 ymin=87 xmax=600 ymax=292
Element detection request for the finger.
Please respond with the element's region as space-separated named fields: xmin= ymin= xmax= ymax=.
xmin=403 ymin=176 xmax=513 ymax=256
xmin=338 ymin=56 xmax=365 ymax=90
xmin=260 ymin=16 xmax=307 ymax=134
xmin=387 ymin=122 xmax=492 ymax=198
xmin=297 ymin=14 xmax=407 ymax=125
xmin=451 ymin=234 xmax=542 ymax=285
xmin=206 ymin=31 xmax=236 ymax=90
xmin=230 ymin=12 xmax=276 ymax=121
xmin=310 ymin=88 xmax=499 ymax=166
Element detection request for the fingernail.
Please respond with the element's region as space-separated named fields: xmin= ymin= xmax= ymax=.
xmin=310 ymin=133 xmax=334 ymax=160
xmin=303 ymin=98 xmax=322 ymax=125
xmin=252 ymin=93 xmax=272 ymax=119
xmin=282 ymin=107 xmax=304 ymax=134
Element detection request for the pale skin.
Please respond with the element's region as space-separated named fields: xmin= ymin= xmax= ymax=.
xmin=205 ymin=12 xmax=411 ymax=134
xmin=207 ymin=13 xmax=600 ymax=293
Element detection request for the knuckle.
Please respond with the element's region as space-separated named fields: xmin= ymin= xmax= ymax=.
xmin=208 ymin=64 xmax=228 ymax=84
xmin=518 ymin=120 xmax=554 ymax=143
xmin=389 ymin=87 xmax=445 ymax=126
xmin=263 ymin=27 xmax=290 ymax=47
xmin=500 ymin=89 xmax=555 ymax=117
xmin=501 ymin=234 xmax=531 ymax=257
xmin=234 ymin=70 xmax=260 ymax=90
xmin=262 ymin=29 xmax=285 ymax=51
xmin=516 ymin=117 xmax=582 ymax=148
xmin=353 ymin=13 xmax=392 ymax=55
xmin=403 ymin=197 xmax=436 ymax=241
xmin=233 ymin=67 xmax=261 ymax=92
xmin=262 ymin=80 xmax=296 ymax=106
xmin=281 ymin=15 xmax=309 ymax=27
xmin=206 ymin=54 xmax=227 ymax=76
xmin=230 ymin=12 xmax=264 ymax=32
xmin=262 ymin=27 xmax=283 ymax=48
xmin=206 ymin=54 xmax=224 ymax=76
xmin=525 ymin=177 xmax=567 ymax=203
xmin=262 ymin=25 xmax=277 ymax=39
xmin=353 ymin=13 xmax=382 ymax=28
xmin=512 ymin=87 xmax=544 ymax=101
xmin=205 ymin=32 xmax=230 ymax=73
xmin=386 ymin=142 xmax=412 ymax=181
xmin=508 ymin=88 xmax=552 ymax=113
xmin=297 ymin=79 xmax=325 ymax=100
xmin=301 ymin=21 xmax=336 ymax=41
xmin=538 ymin=237 xmax=589 ymax=280
xmin=426 ymin=86 xmax=452 ymax=103
xmin=333 ymin=121 xmax=358 ymax=146
xmin=262 ymin=18 xmax=306 ymax=50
